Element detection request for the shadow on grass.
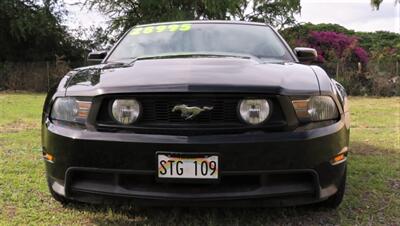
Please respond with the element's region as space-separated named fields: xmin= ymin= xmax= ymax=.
xmin=66 ymin=203 xmax=338 ymax=226
xmin=62 ymin=142 xmax=398 ymax=225
xmin=350 ymin=141 xmax=399 ymax=155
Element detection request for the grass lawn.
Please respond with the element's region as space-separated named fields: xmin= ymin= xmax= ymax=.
xmin=0 ymin=93 xmax=399 ymax=225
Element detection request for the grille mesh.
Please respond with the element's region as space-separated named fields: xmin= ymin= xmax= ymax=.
xmin=140 ymin=96 xmax=239 ymax=124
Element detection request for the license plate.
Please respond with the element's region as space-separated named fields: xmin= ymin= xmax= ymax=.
xmin=157 ymin=153 xmax=219 ymax=179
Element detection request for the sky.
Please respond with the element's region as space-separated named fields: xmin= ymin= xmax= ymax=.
xmin=64 ymin=0 xmax=400 ymax=33
xmin=296 ymin=0 xmax=399 ymax=33
xmin=63 ymin=0 xmax=107 ymax=31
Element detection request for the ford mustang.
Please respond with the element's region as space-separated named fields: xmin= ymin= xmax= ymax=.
xmin=42 ymin=21 xmax=350 ymax=208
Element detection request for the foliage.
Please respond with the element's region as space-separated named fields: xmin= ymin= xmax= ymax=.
xmin=85 ymin=0 xmax=301 ymax=35
xmin=282 ymin=23 xmax=400 ymax=96
xmin=0 ymin=0 xmax=87 ymax=62
xmin=370 ymin=0 xmax=399 ymax=10
xmin=356 ymin=31 xmax=400 ymax=57
xmin=87 ymin=27 xmax=114 ymax=49
xmin=307 ymin=31 xmax=369 ymax=64
xmin=370 ymin=0 xmax=384 ymax=9
xmin=289 ymin=29 xmax=369 ymax=77
xmin=281 ymin=23 xmax=353 ymax=46
xmin=243 ymin=0 xmax=301 ymax=29
xmin=281 ymin=23 xmax=400 ymax=52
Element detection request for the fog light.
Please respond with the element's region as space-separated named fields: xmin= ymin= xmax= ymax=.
xmin=111 ymin=99 xmax=141 ymax=124
xmin=238 ymin=99 xmax=270 ymax=125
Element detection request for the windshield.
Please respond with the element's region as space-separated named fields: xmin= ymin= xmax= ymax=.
xmin=106 ymin=23 xmax=294 ymax=62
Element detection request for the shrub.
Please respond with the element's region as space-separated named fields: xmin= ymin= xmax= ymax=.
xmin=306 ymin=31 xmax=368 ymax=65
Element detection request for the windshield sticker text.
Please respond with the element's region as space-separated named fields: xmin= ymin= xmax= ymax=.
xmin=129 ymin=24 xmax=192 ymax=36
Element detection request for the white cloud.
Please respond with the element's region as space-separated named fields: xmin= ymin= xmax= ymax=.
xmin=296 ymin=1 xmax=400 ymax=33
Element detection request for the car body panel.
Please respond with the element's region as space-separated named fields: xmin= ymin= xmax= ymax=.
xmin=63 ymin=58 xmax=320 ymax=97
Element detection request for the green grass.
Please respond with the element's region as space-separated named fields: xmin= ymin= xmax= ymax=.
xmin=0 ymin=94 xmax=399 ymax=225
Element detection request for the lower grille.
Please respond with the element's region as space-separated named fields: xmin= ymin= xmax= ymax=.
xmin=67 ymin=169 xmax=317 ymax=199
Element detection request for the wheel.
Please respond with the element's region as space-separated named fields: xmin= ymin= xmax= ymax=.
xmin=320 ymin=166 xmax=347 ymax=208
xmin=47 ymin=177 xmax=69 ymax=204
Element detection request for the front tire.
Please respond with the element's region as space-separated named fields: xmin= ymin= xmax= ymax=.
xmin=321 ymin=166 xmax=347 ymax=208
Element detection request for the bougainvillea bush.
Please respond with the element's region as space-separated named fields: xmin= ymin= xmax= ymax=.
xmin=307 ymin=31 xmax=369 ymax=64
xmin=293 ymin=31 xmax=371 ymax=93
xmin=282 ymin=23 xmax=400 ymax=96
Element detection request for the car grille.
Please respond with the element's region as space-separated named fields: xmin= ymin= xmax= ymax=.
xmin=95 ymin=94 xmax=287 ymax=134
xmin=141 ymin=96 xmax=239 ymax=124
xmin=67 ymin=169 xmax=317 ymax=200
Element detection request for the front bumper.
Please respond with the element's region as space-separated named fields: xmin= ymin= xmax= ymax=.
xmin=43 ymin=120 xmax=349 ymax=206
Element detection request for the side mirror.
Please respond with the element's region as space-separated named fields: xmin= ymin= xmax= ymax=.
xmin=87 ymin=50 xmax=108 ymax=65
xmin=294 ymin=47 xmax=318 ymax=63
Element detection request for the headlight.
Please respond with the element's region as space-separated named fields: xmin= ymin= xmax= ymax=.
xmin=50 ymin=97 xmax=92 ymax=123
xmin=111 ymin=99 xmax=141 ymax=124
xmin=238 ymin=99 xmax=271 ymax=125
xmin=292 ymin=96 xmax=339 ymax=122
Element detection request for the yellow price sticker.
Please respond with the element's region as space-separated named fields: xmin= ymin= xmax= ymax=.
xmin=179 ymin=24 xmax=191 ymax=31
xmin=142 ymin=26 xmax=154 ymax=34
xmin=168 ymin=24 xmax=180 ymax=32
xmin=156 ymin=25 xmax=167 ymax=32
xmin=129 ymin=24 xmax=192 ymax=36
xmin=129 ymin=28 xmax=142 ymax=36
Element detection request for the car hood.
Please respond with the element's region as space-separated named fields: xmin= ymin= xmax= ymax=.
xmin=64 ymin=58 xmax=321 ymax=96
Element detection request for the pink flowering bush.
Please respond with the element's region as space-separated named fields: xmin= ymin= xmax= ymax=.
xmin=353 ymin=47 xmax=369 ymax=64
xmin=282 ymin=24 xmax=400 ymax=96
xmin=306 ymin=31 xmax=369 ymax=64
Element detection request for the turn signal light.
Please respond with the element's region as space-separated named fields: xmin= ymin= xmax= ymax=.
xmin=77 ymin=101 xmax=92 ymax=118
xmin=43 ymin=152 xmax=55 ymax=162
xmin=333 ymin=154 xmax=345 ymax=162
xmin=330 ymin=147 xmax=348 ymax=165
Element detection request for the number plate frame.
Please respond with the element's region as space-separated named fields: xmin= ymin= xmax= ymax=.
xmin=155 ymin=152 xmax=220 ymax=183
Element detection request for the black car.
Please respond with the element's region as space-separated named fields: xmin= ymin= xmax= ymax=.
xmin=42 ymin=21 xmax=350 ymax=208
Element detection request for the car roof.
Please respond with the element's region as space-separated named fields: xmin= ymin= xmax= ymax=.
xmin=134 ymin=20 xmax=270 ymax=28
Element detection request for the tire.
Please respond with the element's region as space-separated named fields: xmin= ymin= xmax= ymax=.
xmin=47 ymin=177 xmax=69 ymax=204
xmin=320 ymin=166 xmax=347 ymax=209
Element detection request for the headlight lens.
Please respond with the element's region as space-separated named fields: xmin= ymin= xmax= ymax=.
xmin=50 ymin=97 xmax=91 ymax=123
xmin=292 ymin=96 xmax=339 ymax=122
xmin=239 ymin=99 xmax=271 ymax=125
xmin=111 ymin=99 xmax=140 ymax=124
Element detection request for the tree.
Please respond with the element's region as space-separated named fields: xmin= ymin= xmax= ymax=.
xmin=245 ymin=0 xmax=301 ymax=29
xmin=371 ymin=0 xmax=399 ymax=10
xmin=85 ymin=0 xmax=301 ymax=35
xmin=0 ymin=0 xmax=87 ymax=63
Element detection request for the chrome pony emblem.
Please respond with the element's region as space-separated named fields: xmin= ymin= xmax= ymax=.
xmin=172 ymin=104 xmax=213 ymax=120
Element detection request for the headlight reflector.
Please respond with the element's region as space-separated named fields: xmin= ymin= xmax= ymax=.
xmin=292 ymin=96 xmax=338 ymax=122
xmin=50 ymin=97 xmax=91 ymax=123
xmin=111 ymin=99 xmax=140 ymax=124
xmin=239 ymin=99 xmax=271 ymax=125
